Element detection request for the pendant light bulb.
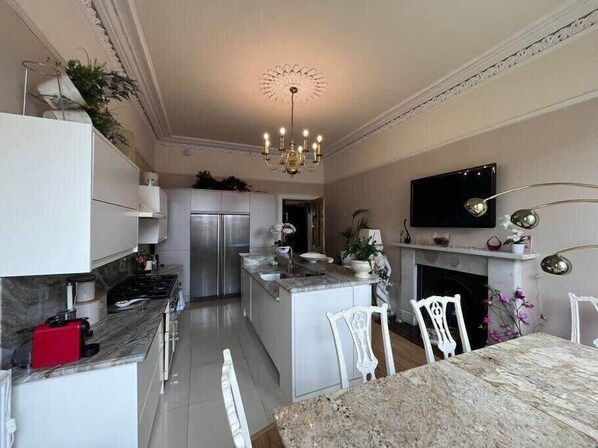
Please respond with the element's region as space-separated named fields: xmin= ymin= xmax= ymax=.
xmin=280 ymin=128 xmax=286 ymax=136
xmin=263 ymin=133 xmax=269 ymax=140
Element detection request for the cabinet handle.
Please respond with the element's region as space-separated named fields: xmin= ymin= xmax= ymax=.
xmin=275 ymin=297 xmax=280 ymax=302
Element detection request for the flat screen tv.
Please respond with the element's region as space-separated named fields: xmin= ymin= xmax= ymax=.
xmin=410 ymin=163 xmax=496 ymax=228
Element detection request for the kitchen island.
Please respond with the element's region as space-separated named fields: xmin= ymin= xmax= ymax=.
xmin=241 ymin=256 xmax=378 ymax=402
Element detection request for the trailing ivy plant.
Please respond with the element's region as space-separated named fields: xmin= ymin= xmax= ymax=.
xmin=52 ymin=56 xmax=138 ymax=145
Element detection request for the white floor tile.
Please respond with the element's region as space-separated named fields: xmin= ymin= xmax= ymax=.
xmin=148 ymin=405 xmax=188 ymax=448
xmin=187 ymin=389 xmax=268 ymax=448
xmin=189 ymin=356 xmax=253 ymax=405
xmin=256 ymin=385 xmax=289 ymax=423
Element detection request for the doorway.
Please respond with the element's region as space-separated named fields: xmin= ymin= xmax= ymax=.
xmin=282 ymin=197 xmax=325 ymax=254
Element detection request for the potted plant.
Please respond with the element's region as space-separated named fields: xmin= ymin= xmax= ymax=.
xmin=501 ymin=215 xmax=526 ymax=254
xmin=339 ymin=209 xmax=370 ymax=265
xmin=342 ymin=236 xmax=384 ymax=278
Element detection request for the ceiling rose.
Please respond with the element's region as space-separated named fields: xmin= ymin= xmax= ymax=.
xmin=259 ymin=64 xmax=326 ymax=103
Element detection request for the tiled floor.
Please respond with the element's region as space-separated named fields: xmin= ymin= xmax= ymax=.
xmin=148 ymin=298 xmax=288 ymax=448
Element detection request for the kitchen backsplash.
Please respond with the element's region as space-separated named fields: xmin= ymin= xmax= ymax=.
xmin=0 ymin=255 xmax=136 ymax=369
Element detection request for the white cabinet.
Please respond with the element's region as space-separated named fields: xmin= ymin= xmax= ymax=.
xmin=159 ymin=189 xmax=191 ymax=251
xmin=222 ymin=192 xmax=250 ymax=213
xmin=250 ymin=193 xmax=277 ymax=249
xmin=139 ymin=187 xmax=168 ymax=244
xmin=191 ymin=190 xmax=222 ymax=212
xmin=241 ymin=268 xmax=251 ymax=318
xmin=251 ymin=280 xmax=266 ymax=339
xmin=0 ymin=113 xmax=139 ymax=277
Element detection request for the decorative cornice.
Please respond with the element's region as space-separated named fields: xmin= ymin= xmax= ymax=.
xmin=158 ymin=136 xmax=264 ymax=157
xmin=74 ymin=0 xmax=158 ymax=139
xmin=327 ymin=1 xmax=598 ymax=159
xmin=85 ymin=0 xmax=170 ymax=139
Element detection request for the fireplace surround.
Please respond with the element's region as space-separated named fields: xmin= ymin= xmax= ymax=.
xmin=394 ymin=243 xmax=538 ymax=344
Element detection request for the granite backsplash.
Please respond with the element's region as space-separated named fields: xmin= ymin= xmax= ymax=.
xmin=0 ymin=255 xmax=136 ymax=368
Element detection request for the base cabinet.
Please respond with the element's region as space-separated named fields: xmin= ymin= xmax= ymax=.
xmin=241 ymin=269 xmax=251 ymax=318
xmin=13 ymin=323 xmax=163 ymax=448
xmin=246 ymin=269 xmax=371 ymax=402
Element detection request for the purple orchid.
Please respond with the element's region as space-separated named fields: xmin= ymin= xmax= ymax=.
xmin=514 ymin=288 xmax=526 ymax=299
xmin=498 ymin=294 xmax=511 ymax=304
xmin=522 ymin=301 xmax=534 ymax=309
xmin=482 ymin=316 xmax=493 ymax=325
xmin=518 ymin=312 xmax=530 ymax=325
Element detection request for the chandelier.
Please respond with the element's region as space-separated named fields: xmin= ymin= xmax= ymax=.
xmin=260 ymin=65 xmax=325 ymax=177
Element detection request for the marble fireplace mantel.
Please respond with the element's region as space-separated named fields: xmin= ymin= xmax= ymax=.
xmin=392 ymin=243 xmax=538 ymax=325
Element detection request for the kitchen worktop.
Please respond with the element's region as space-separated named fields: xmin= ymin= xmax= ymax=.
xmin=12 ymin=265 xmax=183 ymax=385
xmin=13 ymin=299 xmax=168 ymax=385
xmin=243 ymin=257 xmax=378 ymax=298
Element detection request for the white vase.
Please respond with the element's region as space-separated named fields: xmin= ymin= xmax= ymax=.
xmin=350 ymin=260 xmax=371 ymax=278
xmin=511 ymin=244 xmax=525 ymax=254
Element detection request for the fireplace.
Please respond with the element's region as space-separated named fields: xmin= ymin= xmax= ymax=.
xmin=417 ymin=265 xmax=488 ymax=351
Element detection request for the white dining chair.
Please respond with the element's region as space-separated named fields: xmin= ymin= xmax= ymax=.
xmin=410 ymin=295 xmax=471 ymax=364
xmin=221 ymin=349 xmax=251 ymax=448
xmin=326 ymin=303 xmax=395 ymax=389
xmin=568 ymin=293 xmax=598 ymax=348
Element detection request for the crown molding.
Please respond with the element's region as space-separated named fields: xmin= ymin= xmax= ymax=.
xmin=86 ymin=0 xmax=171 ymax=139
xmin=327 ymin=0 xmax=598 ymax=159
xmin=159 ymin=136 xmax=264 ymax=156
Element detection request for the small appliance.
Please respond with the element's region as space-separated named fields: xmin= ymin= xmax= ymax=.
xmin=32 ymin=318 xmax=98 ymax=369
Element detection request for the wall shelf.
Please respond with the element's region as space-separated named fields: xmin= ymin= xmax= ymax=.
xmin=389 ymin=242 xmax=538 ymax=261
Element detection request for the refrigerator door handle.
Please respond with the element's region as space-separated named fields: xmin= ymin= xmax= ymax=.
xmin=222 ymin=216 xmax=227 ymax=295
xmin=217 ymin=216 xmax=221 ymax=297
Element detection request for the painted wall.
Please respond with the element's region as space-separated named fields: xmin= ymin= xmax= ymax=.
xmin=154 ymin=142 xmax=324 ymax=195
xmin=7 ymin=0 xmax=157 ymax=170
xmin=325 ymin=27 xmax=598 ymax=183
xmin=0 ymin=0 xmax=52 ymax=116
xmin=325 ymin=97 xmax=598 ymax=346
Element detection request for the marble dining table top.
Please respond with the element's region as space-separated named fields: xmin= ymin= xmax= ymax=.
xmin=274 ymin=333 xmax=598 ymax=447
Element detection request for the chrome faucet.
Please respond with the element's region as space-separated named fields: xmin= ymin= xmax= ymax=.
xmin=278 ymin=246 xmax=293 ymax=273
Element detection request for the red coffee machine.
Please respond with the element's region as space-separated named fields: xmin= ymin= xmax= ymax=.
xmin=32 ymin=318 xmax=99 ymax=369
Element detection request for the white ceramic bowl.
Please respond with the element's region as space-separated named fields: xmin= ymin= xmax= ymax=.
xmin=299 ymin=252 xmax=328 ymax=262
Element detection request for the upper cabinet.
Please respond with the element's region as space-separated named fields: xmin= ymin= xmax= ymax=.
xmin=250 ymin=193 xmax=277 ymax=249
xmin=0 ymin=113 xmax=139 ymax=277
xmin=191 ymin=190 xmax=222 ymax=213
xmin=159 ymin=189 xmax=191 ymax=251
xmin=222 ymin=192 xmax=250 ymax=213
xmin=139 ymin=186 xmax=168 ymax=244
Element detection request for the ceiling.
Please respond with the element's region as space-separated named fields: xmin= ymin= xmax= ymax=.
xmin=133 ymin=0 xmax=566 ymax=149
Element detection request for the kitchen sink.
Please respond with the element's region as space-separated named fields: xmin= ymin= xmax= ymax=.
xmin=259 ymin=271 xmax=325 ymax=281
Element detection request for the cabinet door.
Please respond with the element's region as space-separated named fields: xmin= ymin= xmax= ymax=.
xmin=251 ymin=279 xmax=265 ymax=339
xmin=241 ymin=269 xmax=251 ymax=319
xmin=191 ymin=190 xmax=222 ymax=212
xmin=92 ymin=132 xmax=139 ymax=210
xmin=222 ymin=192 xmax=250 ymax=213
xmin=91 ymin=200 xmax=138 ymax=268
xmin=293 ymin=287 xmax=355 ymax=398
xmin=249 ymin=193 xmax=276 ymax=249
xmin=159 ymin=189 xmax=190 ymax=251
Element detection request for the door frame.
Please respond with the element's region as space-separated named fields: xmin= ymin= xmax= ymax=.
xmin=277 ymin=194 xmax=323 ymax=252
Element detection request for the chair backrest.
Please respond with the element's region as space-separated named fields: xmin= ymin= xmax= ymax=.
xmin=410 ymin=295 xmax=471 ymax=364
xmin=568 ymin=293 xmax=598 ymax=348
xmin=326 ymin=303 xmax=395 ymax=389
xmin=221 ymin=349 xmax=251 ymax=447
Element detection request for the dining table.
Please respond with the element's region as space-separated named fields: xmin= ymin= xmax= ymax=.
xmin=274 ymin=333 xmax=598 ymax=447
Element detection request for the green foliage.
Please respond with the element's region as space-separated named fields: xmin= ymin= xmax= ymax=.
xmin=339 ymin=209 xmax=370 ymax=251
xmin=55 ymin=57 xmax=138 ymax=145
xmin=192 ymin=171 xmax=251 ymax=192
xmin=342 ymin=236 xmax=384 ymax=266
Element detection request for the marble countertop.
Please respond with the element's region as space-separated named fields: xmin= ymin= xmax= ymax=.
xmin=243 ymin=258 xmax=378 ymax=298
xmin=275 ymin=333 xmax=598 ymax=447
xmin=12 ymin=265 xmax=183 ymax=385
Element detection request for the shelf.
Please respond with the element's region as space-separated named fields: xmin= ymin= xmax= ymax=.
xmin=138 ymin=211 xmax=164 ymax=219
xmin=389 ymin=242 xmax=538 ymax=261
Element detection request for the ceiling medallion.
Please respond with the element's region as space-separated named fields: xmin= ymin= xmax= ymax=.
xmin=259 ymin=64 xmax=326 ymax=102
xmin=261 ymin=68 xmax=324 ymax=177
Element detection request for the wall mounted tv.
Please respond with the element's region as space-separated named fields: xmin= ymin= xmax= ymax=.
xmin=410 ymin=163 xmax=496 ymax=228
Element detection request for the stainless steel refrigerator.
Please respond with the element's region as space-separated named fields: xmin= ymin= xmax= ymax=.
xmin=190 ymin=214 xmax=250 ymax=300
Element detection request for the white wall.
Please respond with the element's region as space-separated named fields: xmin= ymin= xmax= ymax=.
xmin=0 ymin=0 xmax=52 ymax=116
